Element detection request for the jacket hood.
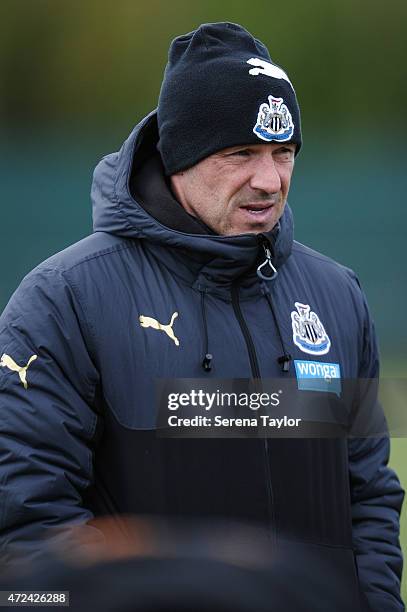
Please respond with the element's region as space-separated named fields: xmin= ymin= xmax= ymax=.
xmin=91 ymin=111 xmax=294 ymax=286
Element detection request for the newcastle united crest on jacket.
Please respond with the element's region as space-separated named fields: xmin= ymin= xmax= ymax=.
xmin=291 ymin=302 xmax=331 ymax=355
xmin=253 ymin=95 xmax=294 ymax=142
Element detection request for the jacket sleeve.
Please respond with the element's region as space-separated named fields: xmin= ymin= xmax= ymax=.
xmin=348 ymin=286 xmax=404 ymax=612
xmin=0 ymin=266 xmax=101 ymax=564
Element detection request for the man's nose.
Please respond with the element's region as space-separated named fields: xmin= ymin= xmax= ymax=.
xmin=249 ymin=157 xmax=281 ymax=194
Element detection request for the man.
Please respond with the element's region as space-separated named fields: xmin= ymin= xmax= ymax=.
xmin=0 ymin=22 xmax=403 ymax=611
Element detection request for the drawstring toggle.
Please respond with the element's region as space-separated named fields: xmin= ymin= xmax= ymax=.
xmin=278 ymin=354 xmax=292 ymax=373
xmin=202 ymin=353 xmax=213 ymax=372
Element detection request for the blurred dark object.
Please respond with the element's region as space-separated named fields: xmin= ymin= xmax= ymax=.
xmin=0 ymin=516 xmax=370 ymax=611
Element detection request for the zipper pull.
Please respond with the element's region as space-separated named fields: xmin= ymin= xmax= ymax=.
xmin=257 ymin=244 xmax=278 ymax=281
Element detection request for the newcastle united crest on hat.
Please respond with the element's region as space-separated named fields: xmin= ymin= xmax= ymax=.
xmin=253 ymin=95 xmax=294 ymax=142
xmin=291 ymin=302 xmax=331 ymax=355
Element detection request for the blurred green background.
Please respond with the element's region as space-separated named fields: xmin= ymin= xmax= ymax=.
xmin=1 ymin=0 xmax=406 ymax=601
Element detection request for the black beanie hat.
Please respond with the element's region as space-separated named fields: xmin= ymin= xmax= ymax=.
xmin=157 ymin=22 xmax=302 ymax=176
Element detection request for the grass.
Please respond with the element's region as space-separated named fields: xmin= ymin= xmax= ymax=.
xmin=389 ymin=439 xmax=406 ymax=603
xmin=382 ymin=360 xmax=406 ymax=603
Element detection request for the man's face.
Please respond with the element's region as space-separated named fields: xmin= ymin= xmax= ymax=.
xmin=170 ymin=142 xmax=296 ymax=236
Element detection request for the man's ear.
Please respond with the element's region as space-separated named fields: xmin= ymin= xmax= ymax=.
xmin=169 ymin=172 xmax=185 ymax=189
xmin=169 ymin=174 xmax=184 ymax=204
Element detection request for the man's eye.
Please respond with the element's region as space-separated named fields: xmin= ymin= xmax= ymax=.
xmin=275 ymin=148 xmax=295 ymax=160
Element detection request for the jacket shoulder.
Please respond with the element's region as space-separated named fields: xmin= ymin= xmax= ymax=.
xmin=1 ymin=232 xmax=137 ymax=323
xmin=31 ymin=232 xmax=136 ymax=276
xmin=291 ymin=240 xmax=359 ymax=284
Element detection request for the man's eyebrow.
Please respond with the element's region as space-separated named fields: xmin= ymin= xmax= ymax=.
xmin=225 ymin=145 xmax=249 ymax=152
xmin=217 ymin=146 xmax=249 ymax=156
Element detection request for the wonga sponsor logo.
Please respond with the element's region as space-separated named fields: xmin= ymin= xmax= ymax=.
xmin=294 ymin=360 xmax=341 ymax=396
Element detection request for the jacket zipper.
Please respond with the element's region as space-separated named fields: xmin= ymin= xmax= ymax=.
xmin=230 ymin=281 xmax=276 ymax=543
xmin=231 ymin=282 xmax=260 ymax=378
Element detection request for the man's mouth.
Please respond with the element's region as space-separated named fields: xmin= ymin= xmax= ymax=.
xmin=241 ymin=202 xmax=275 ymax=214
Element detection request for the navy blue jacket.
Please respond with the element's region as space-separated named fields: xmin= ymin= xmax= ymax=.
xmin=0 ymin=112 xmax=404 ymax=611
